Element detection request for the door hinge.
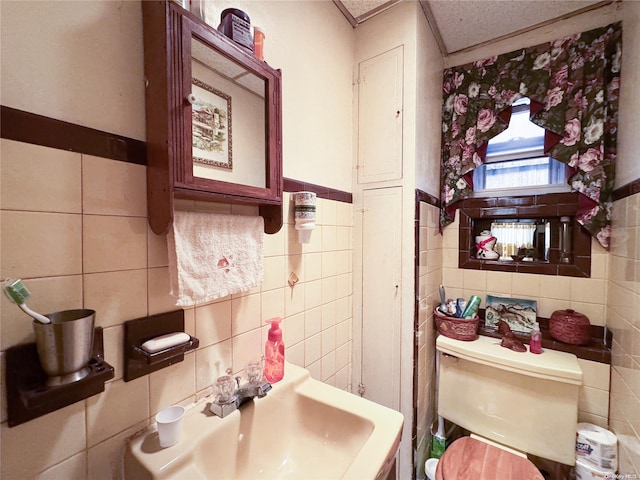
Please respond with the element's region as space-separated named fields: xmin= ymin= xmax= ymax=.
xmin=357 ymin=382 xmax=366 ymax=396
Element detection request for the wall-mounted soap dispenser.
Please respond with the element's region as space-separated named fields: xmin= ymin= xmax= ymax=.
xmin=294 ymin=191 xmax=316 ymax=243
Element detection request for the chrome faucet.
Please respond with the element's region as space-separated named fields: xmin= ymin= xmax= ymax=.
xmin=209 ymin=363 xmax=272 ymax=418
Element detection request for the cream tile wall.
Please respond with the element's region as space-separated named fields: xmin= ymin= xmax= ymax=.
xmin=0 ymin=138 xmax=353 ymax=479
xmin=607 ymin=192 xmax=640 ymax=475
xmin=577 ymin=359 xmax=611 ymax=428
xmin=416 ymin=201 xmax=442 ymax=479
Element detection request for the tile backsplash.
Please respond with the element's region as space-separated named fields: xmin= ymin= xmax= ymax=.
xmin=0 ymin=138 xmax=353 ymax=479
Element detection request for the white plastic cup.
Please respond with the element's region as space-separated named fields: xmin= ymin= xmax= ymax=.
xmin=156 ymin=405 xmax=186 ymax=448
xmin=297 ymin=228 xmax=313 ymax=244
xmin=425 ymin=458 xmax=439 ymax=480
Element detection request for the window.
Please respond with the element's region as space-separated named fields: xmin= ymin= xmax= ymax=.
xmin=458 ymin=100 xmax=590 ymax=278
xmin=472 ymin=98 xmax=569 ymax=196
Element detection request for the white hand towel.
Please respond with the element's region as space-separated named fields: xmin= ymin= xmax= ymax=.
xmin=168 ymin=211 xmax=264 ymax=306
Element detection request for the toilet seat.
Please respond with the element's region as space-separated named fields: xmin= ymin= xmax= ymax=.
xmin=436 ymin=437 xmax=544 ymax=480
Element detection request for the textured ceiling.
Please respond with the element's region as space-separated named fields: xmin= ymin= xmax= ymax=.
xmin=334 ymin=0 xmax=610 ymax=54
xmin=333 ymin=0 xmax=402 ymax=25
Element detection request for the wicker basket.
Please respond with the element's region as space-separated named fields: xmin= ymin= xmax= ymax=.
xmin=434 ymin=308 xmax=479 ymax=341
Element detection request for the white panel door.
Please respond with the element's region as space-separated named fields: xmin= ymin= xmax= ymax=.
xmin=357 ymin=46 xmax=403 ymax=184
xmin=360 ymin=187 xmax=402 ymax=410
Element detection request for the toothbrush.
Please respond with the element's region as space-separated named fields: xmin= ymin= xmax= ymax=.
xmin=3 ymin=278 xmax=51 ymax=324
xmin=438 ymin=285 xmax=447 ymax=311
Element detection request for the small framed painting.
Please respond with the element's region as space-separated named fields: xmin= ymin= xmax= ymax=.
xmin=191 ymin=78 xmax=232 ymax=170
xmin=484 ymin=295 xmax=537 ymax=334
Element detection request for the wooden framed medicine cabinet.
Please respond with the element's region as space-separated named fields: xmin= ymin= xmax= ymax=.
xmin=142 ymin=1 xmax=283 ymax=235
xmin=458 ymin=192 xmax=592 ymax=277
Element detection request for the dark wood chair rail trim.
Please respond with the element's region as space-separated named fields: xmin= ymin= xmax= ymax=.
xmin=5 ymin=105 xmax=635 ymax=207
xmin=1 ymin=106 xmax=147 ymax=165
xmin=612 ymin=178 xmax=640 ymax=202
xmin=1 ymin=106 xmax=353 ymax=205
xmin=283 ymin=178 xmax=352 ymax=203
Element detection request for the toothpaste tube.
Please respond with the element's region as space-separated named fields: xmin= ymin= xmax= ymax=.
xmin=462 ymin=295 xmax=481 ymax=318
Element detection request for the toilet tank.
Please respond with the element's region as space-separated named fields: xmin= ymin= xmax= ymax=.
xmin=437 ymin=335 xmax=583 ymax=466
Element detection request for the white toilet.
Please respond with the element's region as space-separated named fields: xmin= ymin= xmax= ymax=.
xmin=435 ymin=334 xmax=583 ymax=479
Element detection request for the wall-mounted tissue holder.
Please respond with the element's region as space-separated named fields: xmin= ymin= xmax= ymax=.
xmin=124 ymin=309 xmax=199 ymax=382
xmin=5 ymin=327 xmax=114 ymax=427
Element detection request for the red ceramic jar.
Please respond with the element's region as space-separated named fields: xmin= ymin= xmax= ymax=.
xmin=549 ymin=309 xmax=591 ymax=345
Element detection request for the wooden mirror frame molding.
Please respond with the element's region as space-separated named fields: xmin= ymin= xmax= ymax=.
xmin=142 ymin=1 xmax=283 ymax=235
xmin=458 ymin=192 xmax=591 ymax=277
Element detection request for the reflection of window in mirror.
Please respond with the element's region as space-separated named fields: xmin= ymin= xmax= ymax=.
xmin=472 ymin=98 xmax=570 ymax=197
xmin=490 ymin=220 xmax=549 ymax=261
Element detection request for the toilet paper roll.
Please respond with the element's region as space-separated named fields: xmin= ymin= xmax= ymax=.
xmin=576 ymin=423 xmax=618 ymax=472
xmin=574 ymin=458 xmax=615 ymax=480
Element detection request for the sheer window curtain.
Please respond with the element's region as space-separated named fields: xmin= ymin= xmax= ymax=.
xmin=491 ymin=222 xmax=537 ymax=259
xmin=439 ymin=23 xmax=622 ymax=249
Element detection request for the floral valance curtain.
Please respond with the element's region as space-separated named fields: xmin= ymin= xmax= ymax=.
xmin=440 ymin=22 xmax=622 ymax=249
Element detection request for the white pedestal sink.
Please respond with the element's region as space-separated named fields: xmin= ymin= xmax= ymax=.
xmin=125 ymin=362 xmax=403 ymax=480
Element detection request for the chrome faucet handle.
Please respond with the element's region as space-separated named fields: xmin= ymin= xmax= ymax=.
xmin=215 ymin=371 xmax=236 ymax=404
xmin=244 ymin=358 xmax=264 ymax=385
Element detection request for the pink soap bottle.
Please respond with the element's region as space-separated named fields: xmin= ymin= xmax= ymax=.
xmin=529 ymin=321 xmax=543 ymax=354
xmin=264 ymin=318 xmax=284 ymax=382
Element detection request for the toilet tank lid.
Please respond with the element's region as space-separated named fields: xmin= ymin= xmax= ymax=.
xmin=436 ymin=335 xmax=583 ymax=385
